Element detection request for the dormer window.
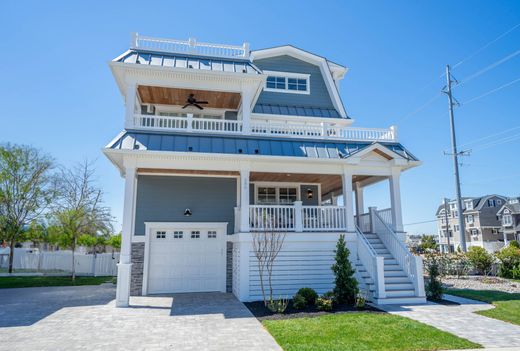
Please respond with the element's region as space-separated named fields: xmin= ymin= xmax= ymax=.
xmin=503 ymin=214 xmax=513 ymax=226
xmin=264 ymin=71 xmax=310 ymax=94
xmin=465 ymin=201 xmax=473 ymax=210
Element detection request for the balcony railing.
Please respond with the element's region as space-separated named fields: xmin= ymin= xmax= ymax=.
xmin=130 ymin=33 xmax=250 ymax=59
xmin=132 ymin=114 xmax=397 ymax=143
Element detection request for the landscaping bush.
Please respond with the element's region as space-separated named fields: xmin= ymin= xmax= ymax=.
xmin=510 ymin=240 xmax=520 ymax=249
xmin=424 ymin=253 xmax=443 ymax=300
xmin=316 ymin=296 xmax=333 ymax=311
xmin=495 ymin=245 xmax=520 ymax=279
xmin=296 ymin=287 xmax=318 ymax=306
xmin=466 ymin=246 xmax=494 ymax=275
xmin=438 ymin=252 xmax=471 ymax=277
xmin=267 ymin=298 xmax=289 ymax=313
xmin=292 ymin=293 xmax=307 ymax=310
xmin=331 ymin=234 xmax=358 ymax=305
xmin=355 ymin=291 xmax=367 ymax=309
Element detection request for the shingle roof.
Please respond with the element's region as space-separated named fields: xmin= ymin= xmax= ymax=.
xmin=116 ymin=50 xmax=261 ymax=74
xmin=253 ymin=103 xmax=342 ymax=118
xmin=107 ymin=131 xmax=417 ymax=161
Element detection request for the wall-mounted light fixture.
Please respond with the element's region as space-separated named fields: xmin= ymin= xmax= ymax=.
xmin=184 ymin=208 xmax=192 ymax=216
xmin=306 ymin=188 xmax=314 ymax=199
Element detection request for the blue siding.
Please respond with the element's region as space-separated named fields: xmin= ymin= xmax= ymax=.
xmin=253 ymin=55 xmax=337 ymax=111
xmin=134 ymin=176 xmax=237 ymax=235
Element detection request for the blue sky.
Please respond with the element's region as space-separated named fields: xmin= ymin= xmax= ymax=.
xmin=1 ymin=1 xmax=519 ymax=235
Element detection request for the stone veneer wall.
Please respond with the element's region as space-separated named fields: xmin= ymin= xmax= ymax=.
xmin=226 ymin=241 xmax=233 ymax=293
xmin=130 ymin=243 xmax=145 ymax=296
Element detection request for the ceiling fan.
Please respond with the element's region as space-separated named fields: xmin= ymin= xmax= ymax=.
xmin=182 ymin=94 xmax=208 ymax=110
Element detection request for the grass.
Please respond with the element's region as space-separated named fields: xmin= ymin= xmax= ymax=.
xmin=0 ymin=276 xmax=114 ymax=289
xmin=263 ymin=312 xmax=481 ymax=351
xmin=446 ymin=288 xmax=520 ymax=326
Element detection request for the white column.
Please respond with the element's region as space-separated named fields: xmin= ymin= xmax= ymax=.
xmin=354 ymin=182 xmax=364 ymax=221
xmin=239 ymin=167 xmax=250 ymax=232
xmin=389 ymin=168 xmax=404 ymax=233
xmin=342 ymin=168 xmax=355 ymax=232
xmin=241 ymin=88 xmax=252 ymax=134
xmin=116 ymin=166 xmax=136 ymax=307
xmin=125 ymin=83 xmax=137 ymax=129
xmin=294 ymin=201 xmax=303 ymax=232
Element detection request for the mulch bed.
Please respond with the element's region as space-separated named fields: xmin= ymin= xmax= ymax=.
xmin=245 ymin=300 xmax=382 ymax=321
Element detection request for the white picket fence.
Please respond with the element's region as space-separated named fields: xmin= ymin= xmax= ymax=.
xmin=0 ymin=248 xmax=119 ymax=276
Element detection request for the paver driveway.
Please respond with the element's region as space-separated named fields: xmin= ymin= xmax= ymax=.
xmin=0 ymin=283 xmax=281 ymax=351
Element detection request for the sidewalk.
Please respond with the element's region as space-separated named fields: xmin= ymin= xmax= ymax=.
xmin=378 ymin=294 xmax=520 ymax=349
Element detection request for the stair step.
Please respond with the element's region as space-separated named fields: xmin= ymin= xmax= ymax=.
xmin=385 ymin=289 xmax=416 ymax=298
xmin=385 ymin=276 xmax=411 ymax=284
xmin=385 ymin=283 xmax=415 ymax=291
xmin=384 ymin=264 xmax=402 ymax=271
xmin=363 ymin=233 xmax=378 ymax=238
xmin=371 ymin=243 xmax=386 ymax=249
xmin=384 ymin=270 xmax=408 ymax=277
xmin=375 ymin=296 xmax=427 ymax=305
xmin=383 ymin=259 xmax=398 ymax=265
xmin=367 ymin=238 xmax=383 ymax=244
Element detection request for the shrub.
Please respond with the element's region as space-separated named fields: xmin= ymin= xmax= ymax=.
xmin=355 ymin=291 xmax=367 ymax=309
xmin=292 ymin=293 xmax=307 ymax=310
xmin=496 ymin=245 xmax=520 ymax=279
xmin=424 ymin=253 xmax=443 ymax=300
xmin=331 ymin=234 xmax=358 ymax=305
xmin=267 ymin=297 xmax=289 ymax=313
xmin=438 ymin=252 xmax=471 ymax=277
xmin=316 ymin=296 xmax=333 ymax=311
xmin=466 ymin=246 xmax=494 ymax=275
xmin=510 ymin=240 xmax=520 ymax=249
xmin=296 ymin=287 xmax=318 ymax=306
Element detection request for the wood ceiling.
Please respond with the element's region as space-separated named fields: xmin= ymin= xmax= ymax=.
xmin=138 ymin=86 xmax=241 ymax=109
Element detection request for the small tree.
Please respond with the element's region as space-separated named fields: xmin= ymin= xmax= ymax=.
xmin=252 ymin=213 xmax=286 ymax=306
xmin=466 ymin=246 xmax=493 ymax=275
xmin=419 ymin=235 xmax=439 ymax=252
xmin=424 ymin=253 xmax=443 ymax=300
xmin=0 ymin=144 xmax=56 ymax=273
xmin=331 ymin=234 xmax=358 ymax=305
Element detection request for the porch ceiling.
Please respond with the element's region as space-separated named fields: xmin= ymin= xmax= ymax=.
xmin=250 ymin=172 xmax=370 ymax=196
xmin=138 ymin=86 xmax=241 ymax=109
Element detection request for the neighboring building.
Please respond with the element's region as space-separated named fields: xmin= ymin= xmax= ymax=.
xmin=104 ymin=34 xmax=425 ymax=306
xmin=436 ymin=195 xmax=513 ymax=253
xmin=497 ymin=197 xmax=520 ymax=243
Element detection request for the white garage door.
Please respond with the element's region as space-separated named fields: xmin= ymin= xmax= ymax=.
xmin=146 ymin=224 xmax=226 ymax=294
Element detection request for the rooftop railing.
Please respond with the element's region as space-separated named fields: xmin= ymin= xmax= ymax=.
xmin=130 ymin=33 xmax=250 ymax=59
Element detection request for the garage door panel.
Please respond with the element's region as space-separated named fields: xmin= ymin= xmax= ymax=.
xmin=147 ymin=226 xmax=226 ymax=294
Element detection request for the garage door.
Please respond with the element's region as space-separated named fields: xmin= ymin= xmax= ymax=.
xmin=146 ymin=225 xmax=226 ymax=294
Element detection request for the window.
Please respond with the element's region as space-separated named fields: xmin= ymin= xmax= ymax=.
xmin=208 ymin=230 xmax=217 ymax=239
xmin=257 ymin=187 xmax=277 ymax=204
xmin=471 ymin=229 xmax=479 ymax=236
xmin=503 ymin=215 xmax=513 ymax=226
xmin=173 ymin=231 xmax=183 ymax=239
xmin=256 ymin=186 xmax=299 ymax=205
xmin=156 ymin=231 xmax=166 ymax=239
xmin=497 ymin=199 xmax=502 ymax=205
xmin=453 ymin=210 xmax=458 ymax=218
xmin=191 ymin=231 xmax=200 ymax=239
xmin=466 ymin=214 xmax=474 ymax=224
xmin=465 ymin=201 xmax=473 ymax=210
xmin=492 ymin=228 xmax=500 ymax=235
xmin=488 ymin=199 xmax=497 ymax=207
xmin=279 ymin=187 xmax=297 ymax=204
xmin=264 ymin=71 xmax=310 ymax=94
xmin=454 ymin=225 xmax=460 ymax=232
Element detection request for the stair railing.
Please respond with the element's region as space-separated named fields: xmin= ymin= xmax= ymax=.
xmin=372 ymin=209 xmax=425 ymax=297
xmin=355 ymin=225 xmax=386 ymax=299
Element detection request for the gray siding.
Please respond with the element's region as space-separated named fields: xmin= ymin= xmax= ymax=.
xmin=253 ymin=55 xmax=336 ymax=110
xmin=130 ymin=243 xmax=145 ymax=296
xmin=134 ymin=175 xmax=237 ymax=235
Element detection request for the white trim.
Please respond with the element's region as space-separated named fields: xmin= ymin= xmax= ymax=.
xmin=263 ymin=70 xmax=310 ymax=95
xmin=142 ymin=222 xmax=228 ymax=296
xmin=251 ymin=181 xmax=322 ymax=205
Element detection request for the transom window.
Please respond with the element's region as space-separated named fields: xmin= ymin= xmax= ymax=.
xmin=264 ymin=71 xmax=310 ymax=94
xmin=191 ymin=231 xmax=200 ymax=239
xmin=257 ymin=186 xmax=298 ymax=205
xmin=173 ymin=231 xmax=183 ymax=239
xmin=156 ymin=231 xmax=166 ymax=239
xmin=208 ymin=231 xmax=217 ymax=239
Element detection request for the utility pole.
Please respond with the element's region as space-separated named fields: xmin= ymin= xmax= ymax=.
xmin=443 ymin=198 xmax=452 ymax=253
xmin=443 ymin=65 xmax=467 ymax=252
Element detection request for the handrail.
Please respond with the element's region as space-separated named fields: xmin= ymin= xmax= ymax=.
xmin=355 ymin=225 xmax=385 ymax=299
xmin=356 ymin=225 xmax=378 ymax=256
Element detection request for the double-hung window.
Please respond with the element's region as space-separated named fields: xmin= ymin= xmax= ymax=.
xmin=466 ymin=214 xmax=474 ymax=224
xmin=503 ymin=215 xmax=513 ymax=226
xmin=264 ymin=71 xmax=310 ymax=94
xmin=256 ymin=186 xmax=298 ymax=205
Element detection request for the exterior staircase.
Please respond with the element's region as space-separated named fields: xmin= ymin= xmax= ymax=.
xmin=355 ymin=232 xmax=426 ymax=304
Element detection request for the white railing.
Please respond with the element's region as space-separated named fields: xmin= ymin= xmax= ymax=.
xmin=192 ymin=118 xmax=242 ymax=133
xmin=134 ymin=114 xmax=188 ymax=130
xmin=377 ymin=208 xmax=393 ymax=228
xmin=373 ymin=210 xmax=425 ymax=297
xmin=251 ymin=121 xmax=323 ymax=137
xmin=131 ymin=33 xmax=250 ymax=59
xmin=356 ymin=226 xmax=385 ymax=299
xmin=249 ymin=205 xmax=296 ymax=231
xmin=331 ymin=126 xmax=396 ymax=142
xmin=356 ymin=213 xmax=371 ymax=233
xmin=302 ymin=206 xmax=346 ymax=231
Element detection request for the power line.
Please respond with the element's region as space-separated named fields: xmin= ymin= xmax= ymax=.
xmin=458 ymin=49 xmax=520 ymax=86
xmin=459 ymin=125 xmax=520 ymax=148
xmin=396 ymin=93 xmax=442 ymax=123
xmin=404 ymin=219 xmax=438 ymax=226
xmin=452 ymin=22 xmax=520 ymax=69
xmin=471 ymin=131 xmax=520 ymax=152
xmin=462 ymin=76 xmax=520 ymax=105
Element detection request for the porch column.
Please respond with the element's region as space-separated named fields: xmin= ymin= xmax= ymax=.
xmin=241 ymin=88 xmax=252 ymax=134
xmin=239 ymin=167 xmax=250 ymax=232
xmin=342 ymin=168 xmax=355 ymax=232
xmin=354 ymin=182 xmax=364 ymax=224
xmin=125 ymin=83 xmax=137 ymax=129
xmin=389 ymin=168 xmax=404 ymax=233
xmin=116 ymin=165 xmax=136 ymax=307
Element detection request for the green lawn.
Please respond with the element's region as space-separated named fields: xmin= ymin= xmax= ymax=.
xmin=0 ymin=276 xmax=114 ymax=289
xmin=263 ymin=312 xmax=481 ymax=351
xmin=446 ymin=288 xmax=520 ymax=326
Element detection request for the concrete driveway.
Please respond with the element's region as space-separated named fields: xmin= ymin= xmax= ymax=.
xmin=0 ymin=283 xmax=281 ymax=351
